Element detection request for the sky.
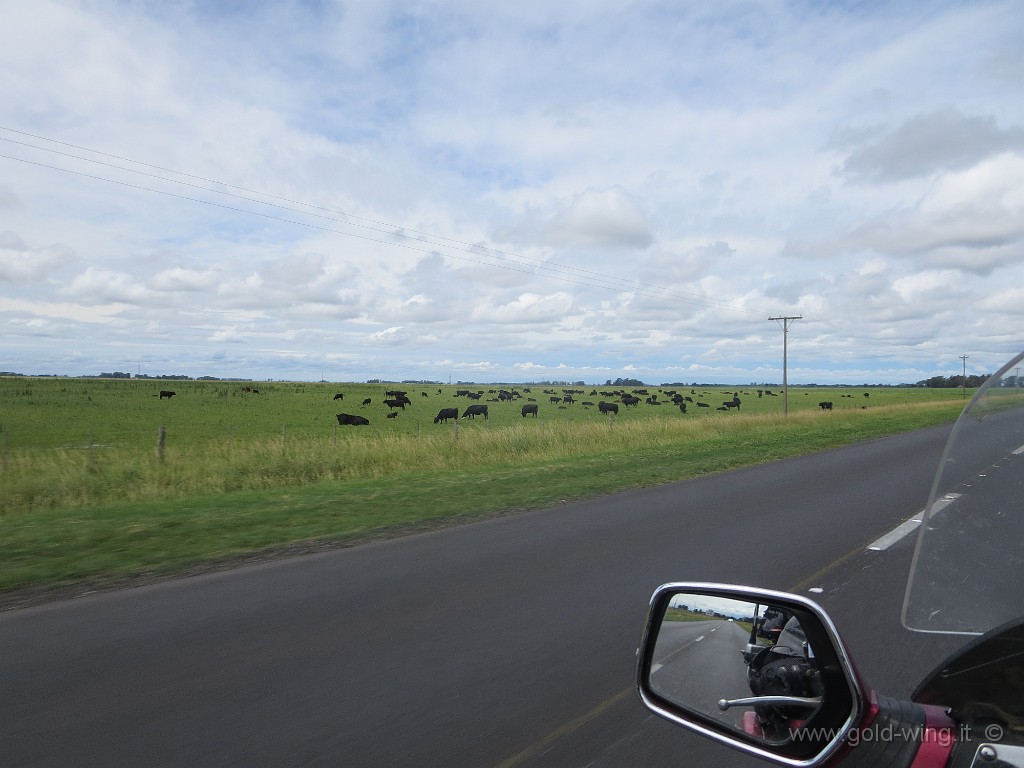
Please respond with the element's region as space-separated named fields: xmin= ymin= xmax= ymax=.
xmin=1 ymin=1 xmax=1022 ymax=385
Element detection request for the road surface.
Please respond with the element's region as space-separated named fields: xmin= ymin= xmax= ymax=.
xmin=1 ymin=424 xmax=969 ymax=767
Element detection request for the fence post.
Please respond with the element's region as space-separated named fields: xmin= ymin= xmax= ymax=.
xmin=157 ymin=426 xmax=166 ymax=463
xmin=452 ymin=420 xmax=459 ymax=440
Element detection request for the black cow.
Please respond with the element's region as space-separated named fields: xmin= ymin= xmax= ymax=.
xmin=621 ymin=395 xmax=640 ymax=407
xmin=723 ymin=398 xmax=741 ymax=410
xmin=819 ymin=401 xmax=833 ymax=410
xmin=337 ymin=413 xmax=370 ymax=426
xmin=384 ymin=398 xmax=407 ymax=411
xmin=598 ymin=401 xmax=618 ymax=415
xmin=462 ymin=404 xmax=488 ymax=420
xmin=521 ymin=403 xmax=539 ymax=417
xmin=361 ymin=398 xmax=372 ymax=406
xmin=333 ymin=393 xmax=344 ymax=400
xmin=159 ymin=390 xmax=176 ymax=399
xmin=434 ymin=408 xmax=458 ymax=424
xmin=697 ymin=401 xmax=710 ymax=408
xmin=386 ymin=412 xmax=397 ymax=419
xmin=549 ymin=396 xmax=562 ymax=404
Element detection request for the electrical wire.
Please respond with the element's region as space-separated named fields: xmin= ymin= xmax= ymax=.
xmin=0 ymin=126 xmax=776 ymax=316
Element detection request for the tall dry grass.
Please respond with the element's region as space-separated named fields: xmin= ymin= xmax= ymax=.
xmin=0 ymin=402 xmax=960 ymax=515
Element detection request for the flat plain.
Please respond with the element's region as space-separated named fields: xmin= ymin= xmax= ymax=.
xmin=0 ymin=376 xmax=969 ymax=596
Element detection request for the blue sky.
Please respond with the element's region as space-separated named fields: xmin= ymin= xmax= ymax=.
xmin=1 ymin=1 xmax=1022 ymax=384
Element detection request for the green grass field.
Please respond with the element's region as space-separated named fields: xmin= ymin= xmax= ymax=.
xmin=0 ymin=376 xmax=969 ymax=449
xmin=0 ymin=376 xmax=970 ymax=595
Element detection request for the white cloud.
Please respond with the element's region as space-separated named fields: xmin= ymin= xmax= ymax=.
xmin=1 ymin=1 xmax=1022 ymax=383
xmin=499 ymin=187 xmax=653 ymax=249
xmin=208 ymin=327 xmax=247 ymax=343
xmin=0 ymin=232 xmax=75 ymax=282
xmin=151 ymin=267 xmax=221 ymax=292
xmin=837 ymin=109 xmax=1024 ymax=182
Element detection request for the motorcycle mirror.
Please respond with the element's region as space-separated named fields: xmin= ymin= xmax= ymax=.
xmin=637 ymin=583 xmax=864 ymax=767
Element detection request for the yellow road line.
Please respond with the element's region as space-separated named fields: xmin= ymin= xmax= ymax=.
xmin=490 ymin=686 xmax=634 ymax=768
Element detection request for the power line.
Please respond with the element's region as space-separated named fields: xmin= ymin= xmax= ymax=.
xmin=0 ymin=126 xmax=774 ymax=317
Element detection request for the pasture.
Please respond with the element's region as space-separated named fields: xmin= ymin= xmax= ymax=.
xmin=0 ymin=377 xmax=967 ymax=451
xmin=0 ymin=376 xmax=969 ymax=596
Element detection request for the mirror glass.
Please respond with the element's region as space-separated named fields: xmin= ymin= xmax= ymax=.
xmin=647 ymin=593 xmax=825 ymax=744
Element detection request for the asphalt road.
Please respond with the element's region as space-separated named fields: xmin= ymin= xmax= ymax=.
xmin=1 ymin=423 xmax=971 ymax=768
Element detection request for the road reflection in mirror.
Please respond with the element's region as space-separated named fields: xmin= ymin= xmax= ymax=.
xmin=647 ymin=594 xmax=824 ymax=745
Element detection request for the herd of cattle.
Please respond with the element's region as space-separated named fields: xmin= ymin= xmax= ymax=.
xmin=328 ymin=386 xmax=869 ymax=426
xmin=157 ymin=385 xmax=869 ymax=427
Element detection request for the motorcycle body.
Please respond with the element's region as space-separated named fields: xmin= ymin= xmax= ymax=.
xmin=636 ymin=351 xmax=1024 ymax=768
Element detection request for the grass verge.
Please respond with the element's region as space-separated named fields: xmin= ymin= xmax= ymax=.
xmin=0 ymin=402 xmax=961 ymax=600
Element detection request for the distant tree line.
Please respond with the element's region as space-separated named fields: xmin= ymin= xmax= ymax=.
xmin=915 ymin=374 xmax=990 ymax=388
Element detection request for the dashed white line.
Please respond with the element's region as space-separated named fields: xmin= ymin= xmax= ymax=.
xmin=866 ymin=494 xmax=960 ymax=551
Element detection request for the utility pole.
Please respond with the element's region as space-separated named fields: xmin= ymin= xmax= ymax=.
xmin=960 ymin=355 xmax=969 ymax=399
xmin=769 ymin=315 xmax=802 ymax=415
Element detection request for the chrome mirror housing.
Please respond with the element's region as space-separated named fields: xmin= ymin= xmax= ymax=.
xmin=637 ymin=583 xmax=864 ymax=767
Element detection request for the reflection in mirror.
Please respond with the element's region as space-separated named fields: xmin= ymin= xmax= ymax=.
xmin=647 ymin=594 xmax=824 ymax=745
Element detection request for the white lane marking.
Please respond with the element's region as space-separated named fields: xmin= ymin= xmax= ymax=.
xmin=1013 ymin=445 xmax=1024 ymax=455
xmin=695 ymin=635 xmax=704 ymax=642
xmin=867 ymin=494 xmax=960 ymax=551
xmin=808 ymin=587 xmax=824 ymax=594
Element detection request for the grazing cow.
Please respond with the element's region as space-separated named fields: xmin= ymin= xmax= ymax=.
xmin=337 ymin=413 xmax=370 ymax=426
xmin=462 ymin=404 xmax=488 ymax=420
xmin=621 ymin=395 xmax=640 ymax=407
xmin=384 ymin=398 xmax=407 ymax=411
xmin=598 ymin=401 xmax=619 ymax=415
xmin=679 ymin=402 xmax=687 ymax=414
xmin=386 ymin=412 xmax=398 ymax=419
xmin=819 ymin=401 xmax=833 ymax=411
xmin=361 ymin=398 xmax=372 ymax=406
xmin=159 ymin=390 xmax=176 ymax=399
xmin=549 ymin=396 xmax=562 ymax=404
xmin=434 ymin=408 xmax=459 ymax=424
xmin=521 ymin=403 xmax=539 ymax=418
xmin=723 ymin=397 xmax=741 ymax=410
xmin=864 ymin=392 xmax=870 ymax=398
xmin=333 ymin=393 xmax=344 ymax=400
xmin=697 ymin=401 xmax=710 ymax=408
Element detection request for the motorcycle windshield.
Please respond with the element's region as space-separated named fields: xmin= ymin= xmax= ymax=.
xmin=903 ymin=351 xmax=1024 ymax=635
